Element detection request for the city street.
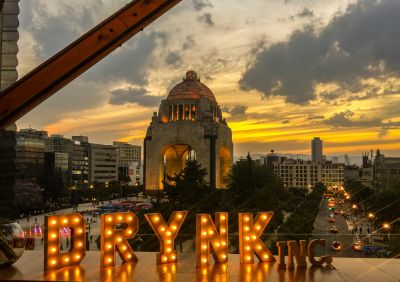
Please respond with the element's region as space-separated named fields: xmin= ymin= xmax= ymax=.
xmin=313 ymin=196 xmax=358 ymax=257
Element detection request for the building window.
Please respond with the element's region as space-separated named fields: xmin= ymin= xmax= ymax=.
xmin=179 ymin=105 xmax=183 ymax=120
xmin=184 ymin=105 xmax=190 ymax=120
xmin=191 ymin=105 xmax=196 ymax=120
xmin=173 ymin=104 xmax=178 ymax=120
xmin=169 ymin=105 xmax=173 ymax=121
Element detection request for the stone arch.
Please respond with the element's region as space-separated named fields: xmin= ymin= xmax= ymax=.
xmin=218 ymin=146 xmax=231 ymax=188
xmin=158 ymin=144 xmax=196 ymax=189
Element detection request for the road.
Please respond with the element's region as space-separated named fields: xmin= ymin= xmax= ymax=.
xmin=312 ymin=196 xmax=360 ymax=257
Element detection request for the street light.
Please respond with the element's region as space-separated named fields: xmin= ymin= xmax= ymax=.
xmin=352 ymin=204 xmax=358 ymax=209
xmin=382 ymin=223 xmax=391 ymax=240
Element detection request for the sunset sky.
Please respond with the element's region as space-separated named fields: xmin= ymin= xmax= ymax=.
xmin=16 ymin=0 xmax=400 ymax=158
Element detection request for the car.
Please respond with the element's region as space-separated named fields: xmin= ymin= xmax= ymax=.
xmin=352 ymin=240 xmax=363 ymax=252
xmin=331 ymin=241 xmax=342 ymax=251
xmin=133 ymin=202 xmax=153 ymax=211
xmin=329 ymin=226 xmax=338 ymax=233
xmin=328 ymin=217 xmax=335 ymax=223
xmin=333 ymin=210 xmax=339 ymax=215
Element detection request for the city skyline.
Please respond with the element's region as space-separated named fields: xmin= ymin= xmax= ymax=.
xmin=15 ymin=0 xmax=400 ymax=157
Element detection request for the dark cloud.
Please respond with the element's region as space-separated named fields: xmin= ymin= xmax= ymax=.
xmin=182 ymin=35 xmax=196 ymax=50
xmin=282 ymin=119 xmax=290 ymax=124
xmin=297 ymin=8 xmax=314 ymax=18
xmin=197 ymin=13 xmax=215 ymax=27
xmin=324 ymin=110 xmax=382 ymax=128
xmin=192 ymin=0 xmax=213 ymax=11
xmin=165 ymin=51 xmax=182 ymax=67
xmin=109 ymin=87 xmax=162 ymax=107
xmin=229 ymin=105 xmax=248 ymax=116
xmin=307 ymin=115 xmax=325 ymax=120
xmin=240 ymin=0 xmax=400 ymax=104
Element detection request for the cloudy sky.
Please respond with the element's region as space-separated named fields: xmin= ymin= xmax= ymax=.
xmin=16 ymin=0 xmax=400 ymax=158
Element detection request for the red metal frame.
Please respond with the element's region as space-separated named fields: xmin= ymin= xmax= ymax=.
xmin=0 ymin=0 xmax=182 ymax=129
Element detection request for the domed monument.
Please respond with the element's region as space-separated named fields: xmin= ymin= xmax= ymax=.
xmin=144 ymin=71 xmax=233 ymax=191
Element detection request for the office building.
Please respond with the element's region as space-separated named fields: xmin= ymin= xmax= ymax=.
xmin=311 ymin=137 xmax=323 ymax=162
xmin=89 ymin=143 xmax=118 ymax=183
xmin=15 ymin=128 xmax=47 ymax=182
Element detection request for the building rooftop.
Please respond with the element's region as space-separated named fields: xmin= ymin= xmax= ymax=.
xmin=166 ymin=70 xmax=217 ymax=103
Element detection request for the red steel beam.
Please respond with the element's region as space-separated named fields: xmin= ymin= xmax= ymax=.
xmin=0 ymin=0 xmax=182 ymax=129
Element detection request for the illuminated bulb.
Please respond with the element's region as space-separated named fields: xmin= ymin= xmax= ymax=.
xmin=263 ymin=254 xmax=269 ymax=259
xmin=77 ymin=242 xmax=83 ymax=247
xmin=247 ymin=256 xmax=251 ymax=261
xmin=252 ymin=235 xmax=256 ymax=240
xmin=107 ymin=230 xmax=113 ymax=235
xmin=166 ymin=240 xmax=172 ymax=244
xmin=257 ymin=245 xmax=262 ymax=250
xmin=166 ymin=248 xmax=172 ymax=252
xmin=75 ymin=254 xmax=81 ymax=260
xmin=245 ymin=236 xmax=250 ymax=241
xmin=159 ymin=227 xmax=166 ymax=232
xmin=51 ymin=247 xmax=57 ymax=253
xmin=255 ymin=225 xmax=261 ymax=230
xmin=221 ymin=241 xmax=226 ymax=246
xmin=244 ymin=226 xmax=250 ymax=231
xmin=172 ymin=225 xmax=177 ymax=230
xmin=77 ymin=228 xmax=83 ymax=234
xmin=127 ymin=254 xmax=132 ymax=259
xmin=171 ymin=255 xmax=176 ymax=260
xmin=51 ymin=220 xmax=57 ymax=225
xmin=202 ymin=218 xmax=207 ymax=223
xmin=208 ymin=230 xmax=214 ymax=235
xmin=107 ymin=217 xmax=113 ymax=222
xmin=222 ymin=254 xmax=227 ymax=259
xmin=177 ymin=214 xmax=183 ymax=219
xmin=221 ymin=215 xmax=226 ymax=220
xmin=51 ymin=233 xmax=57 ymax=239
xmin=64 ymin=257 xmax=70 ymax=262
xmin=128 ymin=216 xmax=133 ymax=221
xmin=74 ymin=217 xmax=80 ymax=223
xmin=107 ymin=244 xmax=112 ymax=249
xmin=51 ymin=260 xmax=57 ymax=265
xmin=162 ymin=256 xmax=168 ymax=262
xmin=202 ymin=258 xmax=207 ymax=263
xmin=246 ymin=246 xmax=251 ymax=251
xmin=63 ymin=218 xmax=68 ymax=224
xmin=154 ymin=216 xmax=160 ymax=222
xmin=117 ymin=237 xmax=122 ymax=242
xmin=215 ymin=242 xmax=220 ymax=247
xmin=107 ymin=258 xmax=113 ymax=263
xmin=166 ymin=231 xmax=171 ymax=236
xmin=202 ymin=244 xmax=207 ymax=250
xmin=127 ymin=229 xmax=133 ymax=235
xmin=221 ymin=228 xmax=226 ymax=233
xmin=262 ymin=214 xmax=268 ymax=220
xmin=202 ymin=231 xmax=207 ymax=237
xmin=118 ymin=216 xmax=123 ymax=221
xmin=245 ymin=217 xmax=250 ymax=222
xmin=122 ymin=245 xmax=127 ymax=251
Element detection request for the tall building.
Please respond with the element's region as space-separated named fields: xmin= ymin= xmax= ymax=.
xmin=0 ymin=0 xmax=19 ymax=217
xmin=89 ymin=143 xmax=118 ymax=183
xmin=15 ymin=128 xmax=48 ymax=182
xmin=144 ymin=71 xmax=233 ymax=191
xmin=311 ymin=137 xmax=323 ymax=162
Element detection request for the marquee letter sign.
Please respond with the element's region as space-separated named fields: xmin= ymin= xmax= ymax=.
xmin=145 ymin=211 xmax=188 ymax=264
xmin=196 ymin=212 xmax=228 ymax=267
xmin=44 ymin=214 xmax=86 ymax=271
xmin=100 ymin=212 xmax=138 ymax=267
xmin=238 ymin=212 xmax=275 ymax=264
